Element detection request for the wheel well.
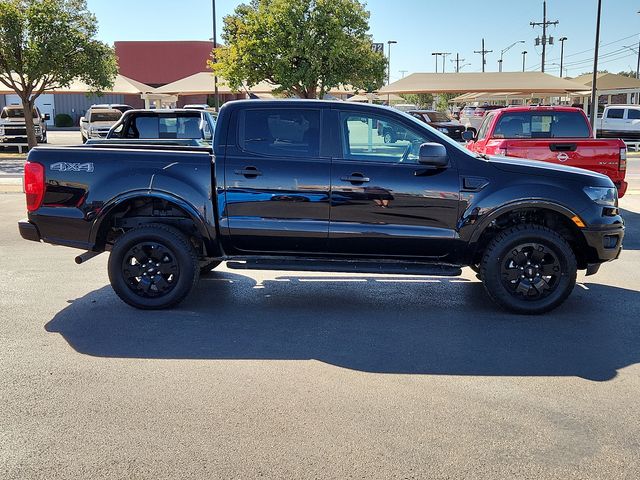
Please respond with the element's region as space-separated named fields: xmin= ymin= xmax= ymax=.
xmin=95 ymin=197 xmax=211 ymax=256
xmin=473 ymin=208 xmax=590 ymax=269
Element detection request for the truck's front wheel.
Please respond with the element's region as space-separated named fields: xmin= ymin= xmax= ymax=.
xmin=481 ymin=224 xmax=577 ymax=314
xmin=108 ymin=224 xmax=199 ymax=309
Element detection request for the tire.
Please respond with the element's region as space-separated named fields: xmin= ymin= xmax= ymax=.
xmin=108 ymin=224 xmax=200 ymax=309
xmin=200 ymin=259 xmax=222 ymax=275
xmin=480 ymin=224 xmax=577 ymax=314
xmin=383 ymin=128 xmax=397 ymax=144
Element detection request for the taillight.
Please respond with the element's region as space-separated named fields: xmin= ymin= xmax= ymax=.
xmin=24 ymin=162 xmax=45 ymax=212
xmin=619 ymin=147 xmax=627 ymax=171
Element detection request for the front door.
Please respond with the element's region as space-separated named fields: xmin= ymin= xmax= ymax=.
xmin=222 ymin=107 xmax=330 ymax=253
xmin=329 ymin=110 xmax=460 ymax=259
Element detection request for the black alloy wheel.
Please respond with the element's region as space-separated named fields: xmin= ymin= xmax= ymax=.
xmin=108 ymin=224 xmax=199 ymax=309
xmin=481 ymin=224 xmax=577 ymax=314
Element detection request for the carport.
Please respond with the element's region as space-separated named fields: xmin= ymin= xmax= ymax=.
xmin=380 ymin=72 xmax=587 ymax=104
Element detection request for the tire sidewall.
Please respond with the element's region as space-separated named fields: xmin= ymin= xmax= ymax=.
xmin=482 ymin=227 xmax=577 ymax=314
xmin=108 ymin=226 xmax=198 ymax=309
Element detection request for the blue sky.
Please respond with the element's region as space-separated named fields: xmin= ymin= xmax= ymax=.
xmin=86 ymin=0 xmax=640 ymax=82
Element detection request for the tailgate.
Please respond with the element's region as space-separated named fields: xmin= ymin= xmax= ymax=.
xmin=502 ymin=139 xmax=623 ymax=179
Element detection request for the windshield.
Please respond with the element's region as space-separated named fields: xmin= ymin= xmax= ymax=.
xmin=91 ymin=112 xmax=122 ymax=122
xmin=493 ymin=111 xmax=591 ymax=139
xmin=1 ymin=108 xmax=38 ymax=119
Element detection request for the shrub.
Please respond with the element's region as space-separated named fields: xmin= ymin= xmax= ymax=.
xmin=54 ymin=113 xmax=74 ymax=127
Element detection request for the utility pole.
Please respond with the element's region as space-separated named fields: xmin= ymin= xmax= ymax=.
xmin=559 ymin=37 xmax=568 ymax=77
xmin=590 ymin=0 xmax=602 ymax=132
xmin=474 ymin=39 xmax=492 ymax=72
xmin=212 ymin=0 xmax=219 ymax=111
xmin=399 ymin=70 xmax=408 ymax=78
xmin=432 ymin=52 xmax=445 ymax=73
xmin=441 ymin=52 xmax=451 ymax=73
xmin=452 ymin=53 xmax=465 ymax=73
xmin=522 ymin=50 xmax=528 ymax=72
xmin=530 ymin=0 xmax=559 ymax=73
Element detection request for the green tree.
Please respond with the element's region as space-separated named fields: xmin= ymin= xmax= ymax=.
xmin=435 ymin=93 xmax=461 ymax=112
xmin=0 ymin=0 xmax=117 ymax=148
xmin=400 ymin=93 xmax=434 ymax=108
xmin=210 ymin=0 xmax=386 ymax=99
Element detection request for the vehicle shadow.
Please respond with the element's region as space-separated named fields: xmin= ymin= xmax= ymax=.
xmin=45 ymin=272 xmax=640 ymax=381
xmin=621 ymin=208 xmax=640 ymax=250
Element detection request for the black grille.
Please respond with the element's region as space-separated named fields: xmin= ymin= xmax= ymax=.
xmin=5 ymin=126 xmax=27 ymax=136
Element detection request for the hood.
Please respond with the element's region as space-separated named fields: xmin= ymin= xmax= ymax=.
xmin=488 ymin=155 xmax=613 ymax=186
xmin=431 ymin=121 xmax=463 ymax=128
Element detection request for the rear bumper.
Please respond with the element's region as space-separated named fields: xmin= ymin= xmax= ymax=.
xmin=582 ymin=224 xmax=624 ymax=262
xmin=614 ymin=180 xmax=628 ymax=198
xmin=18 ymin=219 xmax=41 ymax=243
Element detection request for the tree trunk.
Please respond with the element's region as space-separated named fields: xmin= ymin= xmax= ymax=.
xmin=21 ymin=96 xmax=38 ymax=150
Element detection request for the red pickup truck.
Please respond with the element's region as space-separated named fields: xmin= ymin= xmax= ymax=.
xmin=464 ymin=106 xmax=628 ymax=197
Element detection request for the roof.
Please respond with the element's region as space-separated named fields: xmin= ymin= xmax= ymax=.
xmin=570 ymin=72 xmax=640 ymax=90
xmin=89 ymin=108 xmax=122 ymax=114
xmin=380 ymin=72 xmax=588 ymax=94
xmin=51 ymin=74 xmax=156 ymax=95
xmin=154 ymin=72 xmax=275 ymax=95
xmin=491 ymin=106 xmax=585 ymax=113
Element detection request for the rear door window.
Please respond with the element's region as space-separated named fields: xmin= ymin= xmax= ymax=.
xmin=239 ymin=109 xmax=321 ymax=157
xmin=627 ymin=108 xmax=640 ymax=119
xmin=607 ymin=108 xmax=625 ymax=119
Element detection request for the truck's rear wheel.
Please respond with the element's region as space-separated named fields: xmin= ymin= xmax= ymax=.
xmin=480 ymin=224 xmax=577 ymax=314
xmin=108 ymin=224 xmax=199 ymax=309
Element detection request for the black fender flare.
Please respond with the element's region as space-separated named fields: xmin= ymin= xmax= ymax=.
xmin=89 ymin=189 xmax=218 ymax=254
xmin=467 ymin=199 xmax=582 ymax=246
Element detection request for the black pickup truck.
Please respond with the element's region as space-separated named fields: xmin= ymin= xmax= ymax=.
xmin=19 ymin=100 xmax=624 ymax=313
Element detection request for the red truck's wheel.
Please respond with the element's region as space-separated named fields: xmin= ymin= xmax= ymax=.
xmin=108 ymin=224 xmax=199 ymax=309
xmin=480 ymin=224 xmax=577 ymax=314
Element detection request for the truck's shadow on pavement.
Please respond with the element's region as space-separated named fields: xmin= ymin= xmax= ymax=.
xmin=45 ymin=272 xmax=640 ymax=381
xmin=621 ymin=208 xmax=640 ymax=250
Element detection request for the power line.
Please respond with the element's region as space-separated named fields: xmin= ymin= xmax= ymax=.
xmin=529 ymin=0 xmax=559 ymax=72
xmin=474 ymin=39 xmax=492 ymax=72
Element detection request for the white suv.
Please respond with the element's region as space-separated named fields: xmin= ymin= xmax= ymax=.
xmin=0 ymin=105 xmax=48 ymax=146
xmin=80 ymin=108 xmax=123 ymax=143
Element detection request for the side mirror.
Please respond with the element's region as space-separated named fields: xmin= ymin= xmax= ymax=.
xmin=43 ymin=114 xmax=50 ymax=121
xmin=80 ymin=116 xmax=86 ymax=124
xmin=462 ymin=128 xmax=477 ymax=142
xmin=418 ymin=142 xmax=448 ymax=168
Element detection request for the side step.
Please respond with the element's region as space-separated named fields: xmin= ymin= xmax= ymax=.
xmin=226 ymin=258 xmax=462 ymax=276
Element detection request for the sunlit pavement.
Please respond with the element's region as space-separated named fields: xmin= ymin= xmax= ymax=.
xmin=1 ymin=190 xmax=639 ymax=479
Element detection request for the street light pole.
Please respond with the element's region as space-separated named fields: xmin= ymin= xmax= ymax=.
xmin=212 ymin=0 xmax=219 ymax=111
xmin=499 ymin=41 xmax=525 ymax=73
xmin=522 ymin=51 xmax=528 ymax=72
xmin=589 ymin=0 xmax=603 ymax=132
xmin=387 ymin=40 xmax=397 ymax=85
xmin=559 ymin=37 xmax=568 ymax=77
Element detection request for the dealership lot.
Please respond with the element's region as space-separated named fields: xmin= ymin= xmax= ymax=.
xmin=1 ymin=155 xmax=640 ymax=478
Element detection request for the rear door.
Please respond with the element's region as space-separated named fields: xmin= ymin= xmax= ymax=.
xmin=222 ymin=107 xmax=330 ymax=253
xmin=602 ymin=107 xmax=626 ymax=137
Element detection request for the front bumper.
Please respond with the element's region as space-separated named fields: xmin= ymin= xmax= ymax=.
xmin=582 ymin=224 xmax=624 ymax=262
xmin=18 ymin=219 xmax=41 ymax=243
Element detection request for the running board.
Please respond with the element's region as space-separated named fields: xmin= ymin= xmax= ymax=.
xmin=225 ymin=259 xmax=462 ymax=276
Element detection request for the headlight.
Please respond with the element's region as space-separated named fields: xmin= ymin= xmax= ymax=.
xmin=0 ymin=126 xmax=4 ymax=135
xmin=437 ymin=127 xmax=448 ymax=133
xmin=583 ymin=186 xmax=617 ymax=207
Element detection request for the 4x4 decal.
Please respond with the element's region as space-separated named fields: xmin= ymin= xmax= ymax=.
xmin=50 ymin=162 xmax=94 ymax=173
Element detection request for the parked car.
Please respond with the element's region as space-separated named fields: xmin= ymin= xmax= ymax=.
xmin=408 ymin=110 xmax=466 ymax=141
xmin=88 ymin=104 xmax=134 ymax=114
xmin=0 ymin=105 xmax=48 ymax=145
xmin=80 ymin=108 xmax=123 ymax=143
xmin=19 ymin=100 xmax=624 ymax=314
xmin=596 ymin=105 xmax=640 ymax=140
xmin=105 ymin=109 xmax=215 ymax=145
xmin=464 ymin=106 xmax=628 ymax=197
xmin=460 ymin=104 xmax=504 ymax=131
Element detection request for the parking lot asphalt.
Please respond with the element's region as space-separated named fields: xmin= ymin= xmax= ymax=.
xmin=1 ymin=132 xmax=640 ymax=479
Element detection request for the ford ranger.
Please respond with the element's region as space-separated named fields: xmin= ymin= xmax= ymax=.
xmin=18 ymin=100 xmax=624 ymax=314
